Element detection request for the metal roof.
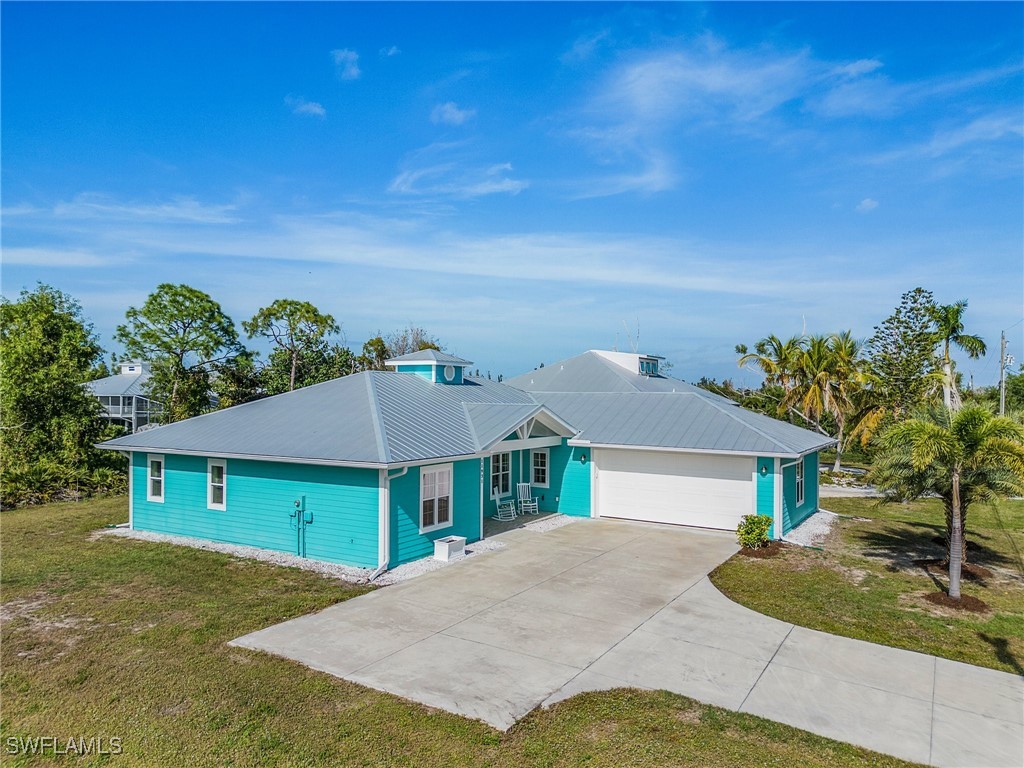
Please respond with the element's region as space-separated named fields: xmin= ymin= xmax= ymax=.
xmin=385 ymin=349 xmax=474 ymax=366
xmin=99 ymin=371 xmax=562 ymax=465
xmin=532 ymin=392 xmax=833 ymax=457
xmin=507 ymin=351 xmax=832 ymax=456
xmin=84 ymin=371 xmax=152 ymax=398
xmin=99 ymin=349 xmax=833 ymax=464
xmin=505 ymin=351 xmax=736 ymax=404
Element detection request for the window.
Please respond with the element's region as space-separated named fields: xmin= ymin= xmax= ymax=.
xmin=420 ymin=464 xmax=452 ymax=532
xmin=795 ymin=460 xmax=805 ymax=506
xmin=490 ymin=452 xmax=510 ymax=497
xmin=208 ymin=459 xmax=226 ymax=510
xmin=444 ymin=365 xmax=455 ymax=381
xmin=639 ymin=358 xmax=659 ymax=376
xmin=147 ymin=455 xmax=164 ymax=502
xmin=532 ymin=449 xmax=549 ymax=488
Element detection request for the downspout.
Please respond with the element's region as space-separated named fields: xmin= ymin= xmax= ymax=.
xmin=369 ymin=466 xmax=408 ymax=582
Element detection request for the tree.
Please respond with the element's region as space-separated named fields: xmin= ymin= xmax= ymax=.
xmin=356 ymin=336 xmax=390 ymax=371
xmin=855 ymin=288 xmax=941 ymax=443
xmin=211 ymin=350 xmax=264 ymax=408
xmin=385 ymin=325 xmax=441 ymax=357
xmin=782 ymin=332 xmax=866 ymax=471
xmin=930 ymin=300 xmax=986 ymax=410
xmin=115 ymin=284 xmax=241 ymax=422
xmin=261 ymin=341 xmax=355 ymax=394
xmin=873 ymin=405 xmax=1024 ymax=599
xmin=0 ymin=285 xmax=119 ymax=504
xmin=736 ymin=335 xmax=804 ymax=400
xmin=243 ymin=299 xmax=339 ymax=392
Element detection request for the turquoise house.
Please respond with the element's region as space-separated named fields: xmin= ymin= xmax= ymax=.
xmin=101 ymin=349 xmax=832 ymax=571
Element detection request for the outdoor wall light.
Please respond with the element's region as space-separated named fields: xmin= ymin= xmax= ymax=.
xmin=759 ymin=464 xmax=768 ymax=476
xmin=579 ymin=454 xmax=588 ymax=465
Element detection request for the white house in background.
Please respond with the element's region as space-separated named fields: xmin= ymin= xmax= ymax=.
xmin=85 ymin=361 xmax=161 ymax=433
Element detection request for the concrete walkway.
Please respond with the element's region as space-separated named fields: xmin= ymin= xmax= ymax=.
xmin=231 ymin=519 xmax=1023 ymax=768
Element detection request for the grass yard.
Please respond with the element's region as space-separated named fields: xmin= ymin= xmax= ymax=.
xmin=0 ymin=498 xmax=920 ymax=767
xmin=711 ymin=496 xmax=1024 ymax=675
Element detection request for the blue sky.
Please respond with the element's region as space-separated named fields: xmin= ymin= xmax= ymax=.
xmin=3 ymin=2 xmax=1022 ymax=384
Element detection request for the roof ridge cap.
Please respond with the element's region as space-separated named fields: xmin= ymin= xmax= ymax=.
xmin=364 ymin=373 xmax=391 ymax=463
xmin=587 ymin=352 xmax=642 ymax=392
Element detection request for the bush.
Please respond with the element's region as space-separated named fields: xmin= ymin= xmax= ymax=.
xmin=736 ymin=514 xmax=773 ymax=549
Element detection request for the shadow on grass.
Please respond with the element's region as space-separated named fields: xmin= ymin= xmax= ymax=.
xmin=850 ymin=520 xmax=1016 ymax=572
xmin=978 ymin=633 xmax=1024 ymax=676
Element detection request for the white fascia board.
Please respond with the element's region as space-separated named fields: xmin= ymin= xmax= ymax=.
xmin=566 ymin=441 xmax=803 ymax=459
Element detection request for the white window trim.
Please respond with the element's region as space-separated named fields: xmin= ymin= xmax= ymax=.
xmin=420 ymin=463 xmax=454 ymax=534
xmin=795 ymin=460 xmax=805 ymax=506
xmin=531 ymin=448 xmax=550 ymax=488
xmin=490 ymin=452 xmax=511 ymax=499
xmin=147 ymin=454 xmax=165 ymax=503
xmin=207 ymin=458 xmax=227 ymax=511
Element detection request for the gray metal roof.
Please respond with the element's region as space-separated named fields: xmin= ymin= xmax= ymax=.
xmin=84 ymin=371 xmax=152 ymax=398
xmin=506 ymin=351 xmax=736 ymax=405
xmin=532 ymin=392 xmax=833 ymax=457
xmin=99 ymin=349 xmax=833 ymax=464
xmin=506 ymin=351 xmax=832 ymax=456
xmin=99 ymin=372 xmax=560 ymax=465
xmin=386 ymin=349 xmax=474 ymax=366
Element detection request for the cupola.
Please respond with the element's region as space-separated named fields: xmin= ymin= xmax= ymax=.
xmin=384 ymin=349 xmax=474 ymax=384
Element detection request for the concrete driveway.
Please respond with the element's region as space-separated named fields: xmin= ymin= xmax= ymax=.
xmin=231 ymin=519 xmax=1023 ymax=768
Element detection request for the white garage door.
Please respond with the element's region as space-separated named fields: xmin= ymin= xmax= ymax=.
xmin=596 ymin=449 xmax=753 ymax=530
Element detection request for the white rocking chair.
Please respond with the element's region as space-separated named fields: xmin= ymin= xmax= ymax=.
xmin=517 ymin=483 xmax=539 ymax=515
xmin=492 ymin=486 xmax=517 ymax=521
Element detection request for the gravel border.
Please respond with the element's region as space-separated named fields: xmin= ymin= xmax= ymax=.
xmin=95 ymin=513 xmax=582 ymax=586
xmin=521 ymin=514 xmax=579 ymax=533
xmin=782 ymin=509 xmax=839 ymax=548
xmin=96 ymin=525 xmax=511 ymax=586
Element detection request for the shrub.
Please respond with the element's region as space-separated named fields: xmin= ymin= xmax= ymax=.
xmin=736 ymin=514 xmax=773 ymax=549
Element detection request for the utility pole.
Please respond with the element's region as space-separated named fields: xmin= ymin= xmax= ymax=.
xmin=999 ymin=331 xmax=1006 ymax=416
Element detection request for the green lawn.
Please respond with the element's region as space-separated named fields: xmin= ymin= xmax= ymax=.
xmin=0 ymin=497 xmax=919 ymax=767
xmin=711 ymin=496 xmax=1024 ymax=674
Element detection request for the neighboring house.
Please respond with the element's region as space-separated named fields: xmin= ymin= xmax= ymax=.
xmin=98 ymin=349 xmax=833 ymax=570
xmin=86 ymin=361 xmax=161 ymax=433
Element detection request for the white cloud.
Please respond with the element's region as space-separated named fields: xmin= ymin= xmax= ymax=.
xmin=379 ymin=45 xmax=401 ymax=58
xmin=834 ymin=58 xmax=883 ymax=78
xmin=284 ymin=95 xmax=326 ymax=117
xmin=561 ymin=29 xmax=611 ymax=64
xmin=387 ymin=142 xmax=526 ymax=199
xmin=51 ymin=194 xmax=240 ymax=224
xmin=330 ymin=48 xmax=361 ymax=80
xmin=856 ymin=198 xmax=879 ymax=213
xmin=430 ymin=101 xmax=476 ymax=126
xmin=0 ymin=246 xmax=112 ymax=267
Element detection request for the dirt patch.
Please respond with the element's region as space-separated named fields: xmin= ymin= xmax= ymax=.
xmin=0 ymin=595 xmax=53 ymax=623
xmin=924 ymin=592 xmax=989 ymax=613
xmin=673 ymin=707 xmax=702 ymax=725
xmin=584 ymin=721 xmax=621 ymax=741
xmin=913 ymin=559 xmax=994 ymax=581
xmin=738 ymin=541 xmax=784 ymax=559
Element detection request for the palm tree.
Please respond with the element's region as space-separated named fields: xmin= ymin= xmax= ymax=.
xmin=782 ymin=332 xmax=866 ymax=471
xmin=931 ymin=300 xmax=986 ymax=410
xmin=736 ymin=335 xmax=806 ymax=420
xmin=873 ymin=405 xmax=1024 ymax=599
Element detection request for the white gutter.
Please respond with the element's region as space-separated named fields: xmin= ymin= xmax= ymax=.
xmin=567 ymin=440 xmax=832 ymax=460
xmin=370 ymin=466 xmax=408 ymax=582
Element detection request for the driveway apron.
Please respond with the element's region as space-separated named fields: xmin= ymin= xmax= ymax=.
xmin=231 ymin=519 xmax=1023 ymax=768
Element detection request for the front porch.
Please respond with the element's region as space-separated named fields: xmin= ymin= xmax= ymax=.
xmin=483 ymin=509 xmax=561 ymax=538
